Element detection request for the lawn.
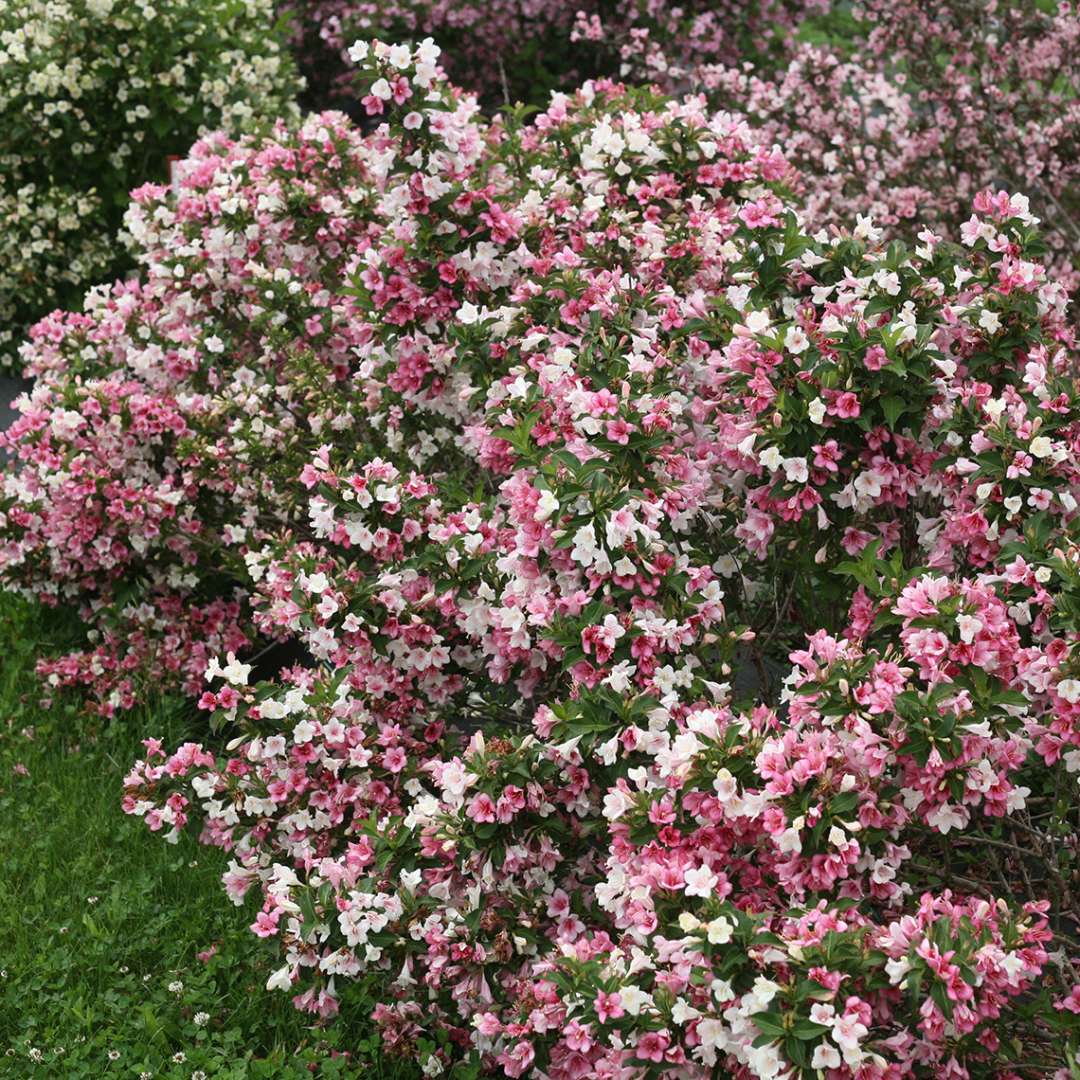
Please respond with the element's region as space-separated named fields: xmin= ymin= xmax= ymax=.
xmin=0 ymin=594 xmax=415 ymax=1079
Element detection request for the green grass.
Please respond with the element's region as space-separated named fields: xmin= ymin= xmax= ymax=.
xmin=0 ymin=595 xmax=416 ymax=1079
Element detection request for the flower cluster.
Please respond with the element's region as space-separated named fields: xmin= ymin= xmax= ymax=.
xmin=288 ymin=0 xmax=1080 ymax=300
xmin=0 ymin=0 xmax=301 ymax=368
xmin=75 ymin=42 xmax=1080 ymax=1077
xmin=686 ymin=0 xmax=1080 ymax=297
xmin=289 ymin=0 xmax=816 ymax=108
xmin=0 ymin=111 xmax=377 ymax=712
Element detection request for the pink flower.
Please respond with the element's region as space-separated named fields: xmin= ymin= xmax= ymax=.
xmin=595 ymin=991 xmax=624 ymax=1022
xmin=863 ymin=345 xmax=887 ymax=371
xmin=381 ymin=746 xmax=407 ymax=773
xmin=467 ymin=792 xmax=497 ymax=822
xmin=500 ymin=1040 xmax=535 ymax=1078
xmin=831 ymin=392 xmax=861 ymax=419
xmin=251 ymin=910 xmax=279 ymax=938
xmin=636 ymin=1030 xmax=671 ymax=1062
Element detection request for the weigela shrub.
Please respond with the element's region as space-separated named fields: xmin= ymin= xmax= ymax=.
xmin=0 ymin=0 xmax=301 ymax=369
xmin=690 ymin=0 xmax=1080 ymax=297
xmin=288 ymin=0 xmax=1080 ymax=302
xmin=108 ymin=43 xmax=1080 ymax=1077
xmin=291 ymin=0 xmax=817 ymax=108
xmin=0 ymin=111 xmax=380 ymax=713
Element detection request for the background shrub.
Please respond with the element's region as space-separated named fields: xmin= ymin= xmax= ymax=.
xmin=0 ymin=0 xmax=302 ymax=369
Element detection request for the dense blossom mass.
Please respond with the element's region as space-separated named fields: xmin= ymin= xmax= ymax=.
xmin=287 ymin=0 xmax=1080 ymax=296
xmin=1 ymin=111 xmax=375 ymax=709
xmin=4 ymin=22 xmax=1080 ymax=1080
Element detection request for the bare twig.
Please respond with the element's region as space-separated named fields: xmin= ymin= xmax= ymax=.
xmin=497 ymin=57 xmax=511 ymax=109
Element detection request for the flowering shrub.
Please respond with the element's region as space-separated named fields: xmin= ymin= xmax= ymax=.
xmin=0 ymin=0 xmax=301 ymax=369
xmin=94 ymin=43 xmax=1080 ymax=1077
xmin=685 ymin=0 xmax=1080 ymax=296
xmin=284 ymin=0 xmax=1080 ymax=303
xmin=0 ymin=111 xmax=379 ymax=713
xmin=291 ymin=0 xmax=817 ymax=107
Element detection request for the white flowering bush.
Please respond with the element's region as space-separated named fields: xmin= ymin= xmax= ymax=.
xmin=0 ymin=0 xmax=301 ymax=369
xmin=6 ymin=35 xmax=1080 ymax=1080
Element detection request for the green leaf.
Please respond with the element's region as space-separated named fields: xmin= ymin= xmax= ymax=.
xmin=881 ymin=395 xmax=907 ymax=430
xmin=751 ymin=1011 xmax=787 ymax=1038
xmin=297 ymin=889 xmax=319 ymax=938
xmin=792 ymin=1019 xmax=832 ymax=1039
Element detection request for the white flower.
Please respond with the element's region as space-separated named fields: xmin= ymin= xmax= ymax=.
xmin=777 ymin=826 xmax=802 ymax=853
xmin=726 ymin=284 xmax=751 ymax=311
xmin=833 ymin=1013 xmax=868 ymax=1060
xmin=1029 ymin=435 xmax=1053 ymax=458
xmin=853 ymin=214 xmax=882 ymax=242
xmin=926 ymin=802 xmax=968 ymax=834
xmin=758 ymin=446 xmax=782 ymax=471
xmin=439 ymin=760 xmax=471 ymax=798
xmin=457 ymin=301 xmax=481 ymax=324
xmin=604 ymin=660 xmax=636 ymax=693
xmin=706 ymin=916 xmax=733 ymax=944
xmin=304 ymin=571 xmax=329 ymax=594
xmin=534 ymin=489 xmax=559 ymax=522
xmin=808 ymin=398 xmax=826 ymax=425
xmin=784 ymin=325 xmax=810 ymax=353
xmin=745 ymin=309 xmax=771 ymax=334
xmin=570 ymin=524 xmax=599 ymax=567
xmin=618 ymin=985 xmax=652 ymax=1016
xmin=671 ymin=1000 xmax=700 ymax=1025
xmin=853 ymin=470 xmax=884 ymax=499
xmin=1006 ymin=785 xmax=1030 ymax=812
xmin=683 ymin=864 xmax=718 ymax=897
xmin=811 ymin=1043 xmax=842 ymax=1070
xmin=884 ymin=955 xmax=911 ymax=985
xmin=782 ymin=457 xmax=808 ymax=484
xmin=874 ymin=269 xmax=901 ymax=295
xmin=602 ymin=788 xmax=634 ymax=821
xmin=416 ymin=37 xmax=441 ymax=65
xmin=1057 ymin=679 xmax=1080 ymax=704
xmin=746 ymin=976 xmax=781 ymax=1011
xmin=292 ymin=719 xmax=316 ymax=745
xmin=266 ymin=965 xmax=293 ymax=991
xmin=221 ymin=652 xmax=252 ymax=685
